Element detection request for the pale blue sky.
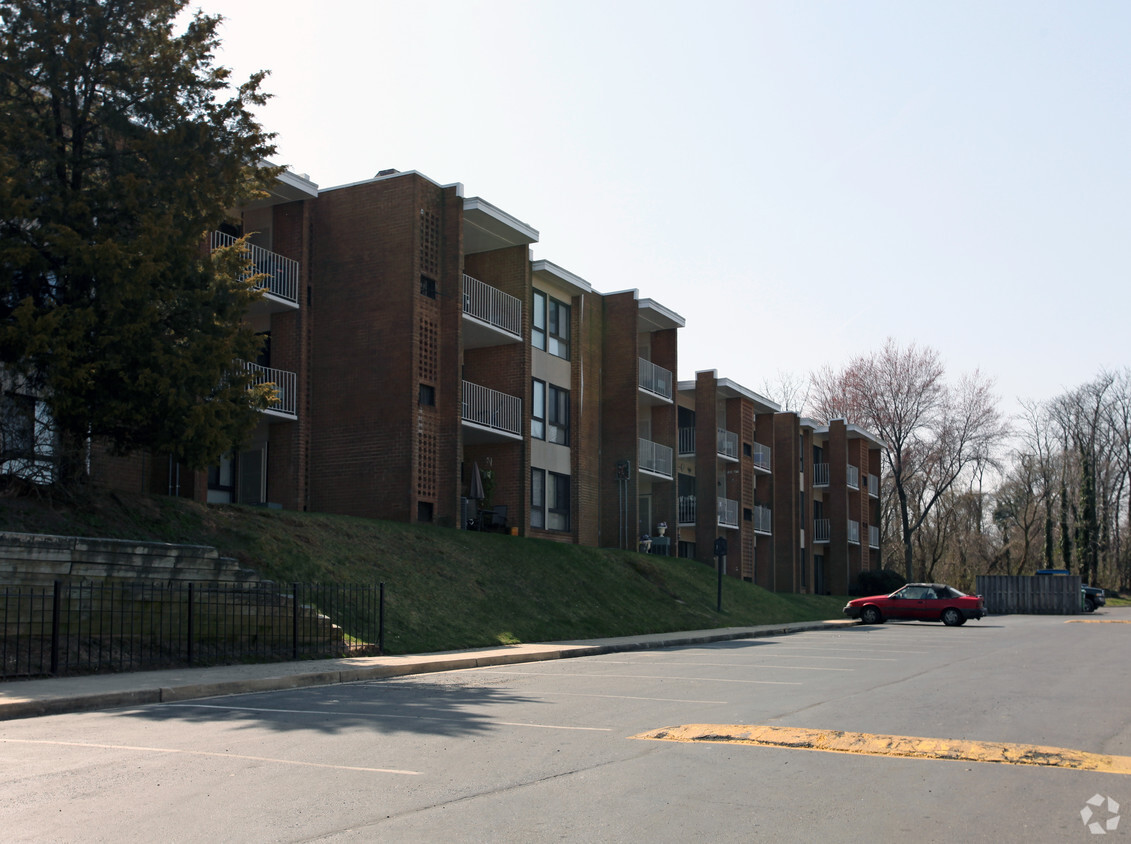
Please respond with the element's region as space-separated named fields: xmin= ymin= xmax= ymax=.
xmin=191 ymin=1 xmax=1130 ymax=415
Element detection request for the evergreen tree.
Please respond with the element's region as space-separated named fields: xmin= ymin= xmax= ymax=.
xmin=0 ymin=0 xmax=280 ymax=481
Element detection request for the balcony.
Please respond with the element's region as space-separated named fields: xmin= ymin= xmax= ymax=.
xmin=752 ymin=441 xmax=771 ymax=473
xmin=678 ymin=427 xmax=696 ymax=456
xmin=638 ymin=358 xmax=673 ymax=404
xmin=813 ymin=463 xmax=830 ymax=487
xmin=210 ymin=231 xmax=299 ymax=314
xmin=717 ymin=428 xmax=738 ymax=462
xmin=868 ymin=473 xmax=880 ymax=498
xmin=847 ymin=465 xmax=860 ymax=490
xmin=869 ymin=525 xmax=880 ymax=548
xmin=246 ymin=362 xmax=297 ymax=419
xmin=638 ymin=438 xmax=673 ymax=479
xmin=848 ymin=519 xmax=861 ymax=545
xmin=717 ymin=497 xmax=739 ymax=529
xmin=678 ymin=495 xmax=697 ymax=526
xmin=813 ymin=518 xmax=831 ymax=543
xmin=462 ymin=274 xmax=523 ymax=348
xmin=753 ymin=504 xmax=772 ymax=535
xmin=462 ymin=380 xmax=522 ymax=443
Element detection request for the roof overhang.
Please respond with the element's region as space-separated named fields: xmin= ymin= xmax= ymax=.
xmin=463 ymin=197 xmax=539 ymax=255
xmin=531 ymin=259 xmax=592 ymax=296
xmin=677 ymin=375 xmax=780 ymax=414
xmin=638 ymin=297 xmax=685 ymax=332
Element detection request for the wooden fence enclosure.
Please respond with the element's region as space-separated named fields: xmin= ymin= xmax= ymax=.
xmin=976 ymin=574 xmax=1082 ymax=615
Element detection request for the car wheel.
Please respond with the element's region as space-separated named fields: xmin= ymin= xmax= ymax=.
xmin=1084 ymin=597 xmax=1096 ymax=613
xmin=941 ymin=607 xmax=964 ymax=627
xmin=860 ymin=606 xmax=882 ymax=625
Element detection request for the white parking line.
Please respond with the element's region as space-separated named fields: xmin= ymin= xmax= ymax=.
xmin=0 ymin=737 xmax=421 ymax=775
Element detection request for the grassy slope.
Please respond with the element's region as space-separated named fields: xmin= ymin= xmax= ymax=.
xmin=0 ymin=491 xmax=848 ymax=654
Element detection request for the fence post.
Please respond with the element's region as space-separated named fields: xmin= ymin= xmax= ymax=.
xmin=187 ymin=582 xmax=194 ymax=665
xmin=292 ymin=584 xmax=299 ymax=661
xmin=50 ymin=580 xmax=61 ymax=676
xmin=378 ymin=582 xmax=385 ymax=655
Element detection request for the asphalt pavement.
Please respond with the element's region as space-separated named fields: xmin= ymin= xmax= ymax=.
xmin=0 ymin=619 xmax=856 ymax=721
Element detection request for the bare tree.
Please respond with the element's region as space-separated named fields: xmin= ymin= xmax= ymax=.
xmin=759 ymin=370 xmax=810 ymax=414
xmin=813 ymin=338 xmax=1006 ymax=581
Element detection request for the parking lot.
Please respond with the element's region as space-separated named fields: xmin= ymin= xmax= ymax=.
xmin=2 ymin=610 xmax=1129 ymax=842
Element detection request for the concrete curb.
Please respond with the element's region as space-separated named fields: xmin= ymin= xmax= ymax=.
xmin=0 ymin=619 xmax=856 ymax=721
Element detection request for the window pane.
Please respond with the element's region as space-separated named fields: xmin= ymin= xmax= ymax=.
xmin=531 ymin=380 xmax=545 ymax=439
xmin=531 ymin=468 xmax=545 ymax=529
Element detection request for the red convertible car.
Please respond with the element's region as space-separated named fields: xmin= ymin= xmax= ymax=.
xmin=844 ymin=583 xmax=986 ymax=626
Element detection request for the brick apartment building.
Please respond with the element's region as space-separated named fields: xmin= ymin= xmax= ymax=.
xmin=72 ymin=165 xmax=884 ymax=593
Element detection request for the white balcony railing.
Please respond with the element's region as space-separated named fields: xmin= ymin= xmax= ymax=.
xmin=638 ymin=358 xmax=673 ymax=401
xmin=462 ymin=274 xmax=522 ymax=337
xmin=869 ymin=525 xmax=880 ymax=548
xmin=813 ymin=463 xmax=830 ymax=487
xmin=462 ymin=380 xmax=522 ymax=437
xmin=211 ymin=231 xmax=299 ymax=306
xmin=678 ymin=427 xmax=696 ymax=456
xmin=717 ymin=497 xmax=739 ymax=529
xmin=679 ymin=495 xmax=697 ymax=525
xmin=848 ymin=519 xmax=861 ymax=545
xmin=868 ymin=473 xmax=880 ymax=498
xmin=814 ymin=518 xmax=831 ymax=543
xmin=847 ymin=465 xmax=860 ymax=490
xmin=752 ymin=441 xmax=771 ymax=473
xmin=246 ymin=362 xmax=297 ymax=418
xmin=753 ymin=504 xmax=772 ymax=535
xmin=717 ymin=428 xmax=738 ymax=461
xmin=638 ymin=438 xmax=673 ymax=478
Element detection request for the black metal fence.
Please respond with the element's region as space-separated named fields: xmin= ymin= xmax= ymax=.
xmin=0 ymin=581 xmax=385 ymax=679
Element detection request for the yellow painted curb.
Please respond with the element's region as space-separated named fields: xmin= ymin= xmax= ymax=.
xmin=632 ymin=724 xmax=1131 ymax=774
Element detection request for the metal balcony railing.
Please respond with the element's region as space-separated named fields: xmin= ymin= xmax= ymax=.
xmin=814 ymin=518 xmax=831 ymax=543
xmin=210 ymin=231 xmax=299 ymax=306
xmin=462 ymin=381 xmax=522 ymax=437
xmin=848 ymin=519 xmax=861 ymax=545
xmin=717 ymin=428 xmax=738 ymax=461
xmin=678 ymin=427 xmax=696 ymax=456
xmin=869 ymin=525 xmax=880 ymax=548
xmin=752 ymin=441 xmax=771 ymax=473
xmin=813 ymin=463 xmax=830 ymax=487
xmin=847 ymin=465 xmax=860 ymax=490
xmin=638 ymin=358 xmax=673 ymax=401
xmin=717 ymin=497 xmax=739 ymax=529
xmin=638 ymin=438 xmax=673 ymax=478
xmin=462 ymin=274 xmax=522 ymax=337
xmin=678 ymin=495 xmax=697 ymax=525
xmin=753 ymin=504 xmax=772 ymax=535
xmin=246 ymin=362 xmax=297 ymax=418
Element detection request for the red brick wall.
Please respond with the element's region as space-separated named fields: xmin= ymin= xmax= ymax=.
xmin=598 ymin=292 xmax=640 ymax=549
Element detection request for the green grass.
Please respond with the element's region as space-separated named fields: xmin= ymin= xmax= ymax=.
xmin=0 ymin=490 xmax=848 ymax=654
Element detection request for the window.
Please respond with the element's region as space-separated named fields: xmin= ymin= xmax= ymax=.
xmin=1 ymin=393 xmax=35 ymax=457
xmin=532 ymin=381 xmax=568 ymax=445
xmin=531 ymin=468 xmax=570 ymax=531
xmin=532 ymin=290 xmax=546 ymax=350
xmin=548 ymin=298 xmax=569 ymax=358
xmin=532 ymin=289 xmax=569 ymax=359
xmin=417 ymin=501 xmax=434 ymax=522
xmin=420 ymin=275 xmax=437 ymax=298
xmin=419 ymin=384 xmax=435 ymax=406
xmin=548 ymin=471 xmax=570 ymax=531
xmin=531 ymin=379 xmax=545 ymax=439
xmin=531 ymin=468 xmax=545 ymax=529
xmin=548 ymin=385 xmax=569 ymax=445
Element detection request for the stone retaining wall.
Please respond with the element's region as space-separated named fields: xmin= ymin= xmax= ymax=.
xmin=0 ymin=532 xmax=259 ymax=586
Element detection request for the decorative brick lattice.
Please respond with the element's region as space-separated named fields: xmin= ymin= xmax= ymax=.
xmin=417 ymin=316 xmax=437 ymax=383
xmin=417 ymin=426 xmax=437 ymax=499
xmin=420 ymin=210 xmax=440 ymax=278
